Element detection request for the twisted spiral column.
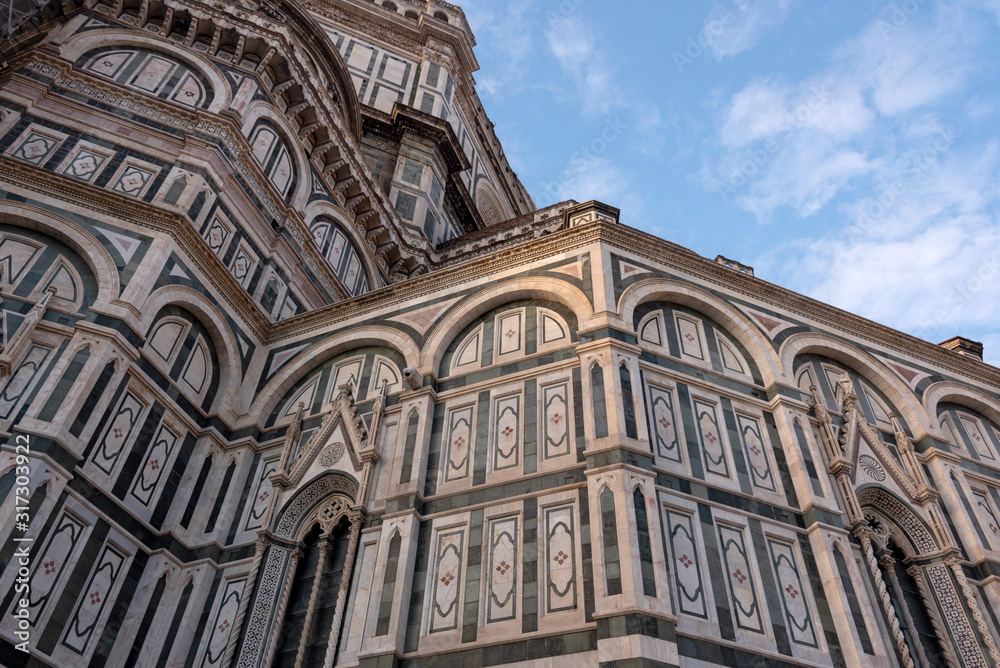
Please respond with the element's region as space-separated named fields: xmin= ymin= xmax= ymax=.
xmin=322 ymin=512 xmax=365 ymax=668
xmin=293 ymin=540 xmax=331 ymax=668
xmin=947 ymin=556 xmax=1000 ymax=667
xmin=907 ymin=564 xmax=961 ymax=668
xmin=880 ymin=554 xmax=930 ymax=668
xmin=856 ymin=527 xmax=914 ymax=668
xmin=262 ymin=548 xmax=303 ymax=668
xmin=222 ymin=536 xmax=268 ymax=668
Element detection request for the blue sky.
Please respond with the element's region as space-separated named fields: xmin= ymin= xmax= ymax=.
xmin=460 ymin=0 xmax=1000 ymax=366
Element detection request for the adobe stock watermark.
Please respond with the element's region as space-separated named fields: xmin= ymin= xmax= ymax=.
xmin=546 ymin=0 xmax=587 ymax=21
xmin=672 ymin=0 xmax=755 ymax=73
xmin=877 ymin=0 xmax=931 ymax=37
xmin=9 ymin=433 xmax=33 ymax=653
xmin=912 ymin=252 xmax=999 ymax=343
xmin=541 ymin=116 xmax=628 ymax=202
xmin=847 ymin=127 xmax=956 ymax=238
xmin=716 ymin=84 xmax=829 ymax=202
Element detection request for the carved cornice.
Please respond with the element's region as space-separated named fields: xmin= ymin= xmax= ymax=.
xmin=0 ymin=155 xmax=274 ymax=340
xmin=272 ymin=221 xmax=1000 ymax=389
xmin=14 ymin=54 xmax=350 ymax=304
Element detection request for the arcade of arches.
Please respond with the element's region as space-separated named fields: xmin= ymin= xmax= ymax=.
xmin=0 ymin=1 xmax=997 ymax=667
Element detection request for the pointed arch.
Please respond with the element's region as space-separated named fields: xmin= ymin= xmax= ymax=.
xmin=617 ymin=279 xmax=782 ymax=388
xmin=855 ymin=486 xmax=940 ymax=556
xmin=273 ymin=471 xmax=359 ymax=540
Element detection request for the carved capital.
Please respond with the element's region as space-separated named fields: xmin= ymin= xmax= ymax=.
xmin=854 ymin=526 xmax=874 ymax=544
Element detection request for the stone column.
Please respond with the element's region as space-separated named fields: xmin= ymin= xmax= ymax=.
xmin=262 ymin=548 xmax=303 ymax=668
xmin=322 ymin=512 xmax=365 ymax=668
xmin=855 ymin=527 xmax=914 ymax=668
xmin=222 ymin=537 xmax=268 ymax=668
xmin=293 ymin=539 xmax=331 ymax=668
xmin=946 ymin=556 xmax=1000 ymax=667
xmin=907 ymin=564 xmax=961 ymax=668
xmin=878 ymin=553 xmax=929 ymax=668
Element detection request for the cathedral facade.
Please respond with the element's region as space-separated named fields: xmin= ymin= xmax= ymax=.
xmin=0 ymin=1 xmax=999 ymax=667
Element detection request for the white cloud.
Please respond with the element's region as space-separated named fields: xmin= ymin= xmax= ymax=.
xmin=707 ymin=1 xmax=988 ymax=222
xmin=544 ymin=13 xmax=662 ymax=143
xmin=542 ymin=154 xmax=645 ymax=216
xmin=703 ymin=0 xmax=796 ymax=60
xmin=702 ymin=1 xmax=1000 ymax=356
xmin=759 ymin=141 xmax=1000 ymax=353
xmin=841 ymin=8 xmax=977 ymax=117
xmin=462 ymin=0 xmax=538 ymax=98
xmin=719 ymin=76 xmax=872 ymax=148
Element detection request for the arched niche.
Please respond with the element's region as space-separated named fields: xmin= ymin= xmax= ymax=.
xmin=246 ymin=118 xmax=298 ymax=203
xmin=923 ymin=381 xmax=1000 ymax=435
xmin=0 ymin=204 xmax=117 ymax=311
xmin=59 ymin=30 xmax=230 ymax=113
xmin=264 ymin=344 xmax=406 ymax=428
xmin=419 ymin=277 xmax=594 ymax=375
xmin=0 ymin=224 xmax=98 ymax=315
xmin=617 ymin=279 xmax=782 ymax=388
xmin=143 ymin=305 xmax=220 ymax=412
xmin=306 ymin=214 xmax=372 ymax=297
xmin=138 ymin=286 xmax=243 ymax=414
xmin=240 ymin=101 xmax=312 ymax=209
xmin=633 ymin=299 xmax=762 ymax=386
xmin=251 ymin=327 xmax=419 ymax=425
xmin=780 ymin=332 xmax=931 ymax=439
xmin=77 ymin=46 xmax=214 ymax=110
xmin=438 ymin=298 xmax=577 ymax=379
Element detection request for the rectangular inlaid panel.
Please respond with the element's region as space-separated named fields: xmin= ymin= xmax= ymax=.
xmin=648 ymin=385 xmax=682 ymax=463
xmin=93 ymin=392 xmax=145 ymax=475
xmin=675 ymin=315 xmax=705 ymax=360
xmin=718 ymin=524 xmax=763 ymax=633
xmin=768 ymin=539 xmax=818 ymax=647
xmin=429 ymin=529 xmax=465 ymax=633
xmin=736 ymin=414 xmax=776 ymax=492
xmin=665 ymin=509 xmax=708 ymax=618
xmin=973 ymin=491 xmax=1000 ymax=546
xmin=492 ymin=395 xmax=520 ymax=472
xmin=544 ymin=505 xmax=578 ymax=614
xmin=485 ymin=517 xmax=518 ymax=623
xmin=541 ymin=382 xmax=571 ymax=460
xmin=693 ymin=399 xmax=729 ymax=478
xmin=496 ymin=311 xmax=523 ymax=357
xmin=961 ymin=416 xmax=996 ymax=460
xmin=62 ymin=543 xmax=127 ymax=654
xmin=200 ymin=577 xmax=247 ymax=666
xmin=129 ymin=423 xmax=178 ymax=506
xmin=444 ymin=405 xmax=474 ymax=482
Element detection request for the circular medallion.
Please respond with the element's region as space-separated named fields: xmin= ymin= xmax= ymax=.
xmin=859 ymin=455 xmax=886 ymax=481
xmin=319 ymin=442 xmax=345 ymax=467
